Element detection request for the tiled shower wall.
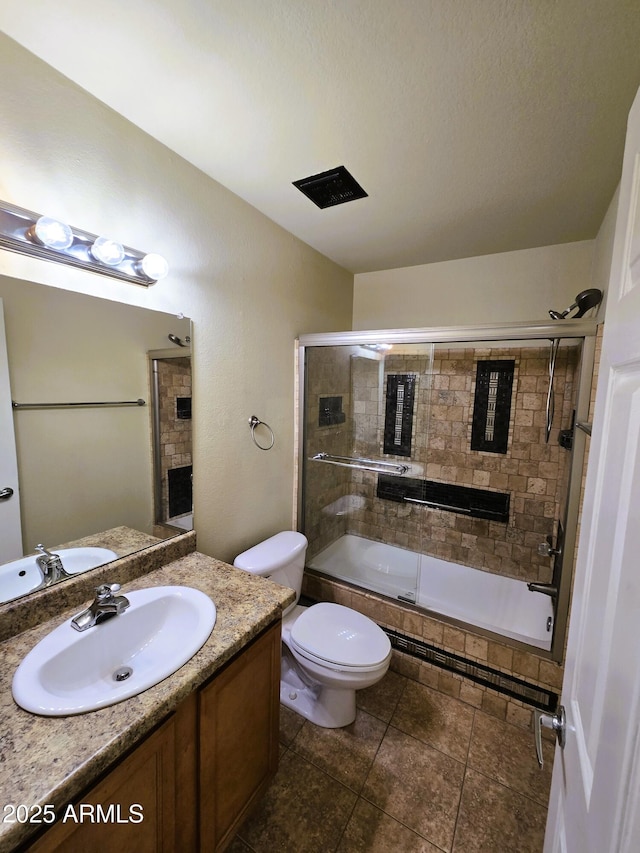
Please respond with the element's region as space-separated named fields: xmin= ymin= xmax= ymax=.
xmin=301 ymin=329 xmax=602 ymax=726
xmin=304 ymin=346 xmax=358 ymax=553
xmin=348 ymin=345 xmax=580 ymax=584
xmin=157 ymin=357 xmax=192 ymax=521
xmin=305 ymin=343 xmax=580 ymax=586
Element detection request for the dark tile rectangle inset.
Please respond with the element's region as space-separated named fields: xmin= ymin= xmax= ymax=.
xmin=377 ymin=474 xmax=510 ymax=522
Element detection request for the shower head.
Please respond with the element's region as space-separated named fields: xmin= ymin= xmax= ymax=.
xmin=168 ymin=333 xmax=189 ymax=347
xmin=548 ymin=288 xmax=603 ymax=320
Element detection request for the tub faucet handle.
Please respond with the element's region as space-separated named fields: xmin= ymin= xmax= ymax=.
xmin=537 ymin=535 xmax=561 ymax=558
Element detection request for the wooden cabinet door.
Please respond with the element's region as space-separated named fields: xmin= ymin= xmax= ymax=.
xmin=199 ymin=621 xmax=280 ymax=852
xmin=28 ymin=695 xmax=197 ymax=853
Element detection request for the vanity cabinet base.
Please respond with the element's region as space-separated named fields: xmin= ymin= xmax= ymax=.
xmin=200 ymin=617 xmax=280 ymax=850
xmin=25 ymin=620 xmax=280 ymax=853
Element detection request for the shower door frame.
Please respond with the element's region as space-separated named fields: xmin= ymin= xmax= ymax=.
xmin=297 ymin=320 xmax=598 ymax=663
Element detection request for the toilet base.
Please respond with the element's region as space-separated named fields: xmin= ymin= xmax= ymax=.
xmin=280 ymin=654 xmax=356 ymax=728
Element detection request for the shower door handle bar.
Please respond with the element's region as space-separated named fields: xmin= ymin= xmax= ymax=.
xmin=404 ymin=497 xmax=471 ymax=514
xmin=545 ymin=338 xmax=560 ymax=443
xmin=310 ymin=453 xmax=409 ymax=476
xmin=12 ymin=398 xmax=146 ymax=409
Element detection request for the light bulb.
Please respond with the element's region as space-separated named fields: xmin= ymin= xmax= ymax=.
xmin=140 ymin=253 xmax=169 ymax=280
xmin=91 ymin=236 xmax=125 ymax=266
xmin=31 ymin=216 xmax=74 ymax=250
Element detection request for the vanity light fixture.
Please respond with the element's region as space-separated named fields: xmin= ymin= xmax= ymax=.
xmin=29 ymin=216 xmax=74 ymax=250
xmin=139 ymin=252 xmax=169 ymax=281
xmin=90 ymin=236 xmax=125 ymax=267
xmin=0 ymin=199 xmax=169 ymax=285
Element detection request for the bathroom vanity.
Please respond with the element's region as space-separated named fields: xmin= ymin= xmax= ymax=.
xmin=0 ymin=533 xmax=293 ymax=852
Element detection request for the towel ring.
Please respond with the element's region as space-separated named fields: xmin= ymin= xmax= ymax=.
xmin=249 ymin=415 xmax=275 ymax=451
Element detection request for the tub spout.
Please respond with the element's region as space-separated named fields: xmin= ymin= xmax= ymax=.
xmin=527 ymin=582 xmax=558 ymax=600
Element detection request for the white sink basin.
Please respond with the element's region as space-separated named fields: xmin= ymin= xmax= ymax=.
xmin=12 ymin=585 xmax=216 ymax=716
xmin=0 ymin=547 xmax=118 ymax=604
xmin=56 ymin=547 xmax=119 ymax=576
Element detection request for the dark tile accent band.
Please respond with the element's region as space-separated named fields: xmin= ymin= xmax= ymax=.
xmin=383 ymin=626 xmax=557 ymax=712
xmin=377 ymin=474 xmax=510 ymax=522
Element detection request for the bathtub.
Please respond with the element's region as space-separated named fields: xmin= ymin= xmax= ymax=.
xmin=168 ymin=512 xmax=193 ymax=531
xmin=308 ymin=533 xmax=553 ymax=651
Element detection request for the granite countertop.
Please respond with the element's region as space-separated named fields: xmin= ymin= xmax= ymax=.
xmin=0 ymin=551 xmax=294 ymax=852
xmin=57 ymin=525 xmax=163 ymax=557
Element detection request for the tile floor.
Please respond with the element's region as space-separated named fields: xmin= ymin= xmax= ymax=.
xmin=229 ymin=670 xmax=554 ymax=852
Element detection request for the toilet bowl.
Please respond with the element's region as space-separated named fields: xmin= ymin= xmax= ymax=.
xmin=234 ymin=532 xmax=391 ymax=728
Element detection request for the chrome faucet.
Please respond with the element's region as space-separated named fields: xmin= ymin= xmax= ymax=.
xmin=71 ymin=584 xmax=130 ymax=632
xmin=35 ymin=544 xmax=68 ymax=586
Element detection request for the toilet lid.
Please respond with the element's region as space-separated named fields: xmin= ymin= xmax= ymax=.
xmin=290 ymin=603 xmax=391 ymax=668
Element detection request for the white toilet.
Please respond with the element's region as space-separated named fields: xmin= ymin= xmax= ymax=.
xmin=233 ymin=531 xmax=391 ymax=728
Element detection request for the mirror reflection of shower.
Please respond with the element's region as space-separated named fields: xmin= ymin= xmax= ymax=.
xmin=150 ymin=345 xmax=193 ymax=533
xmin=168 ymin=333 xmax=190 ymax=347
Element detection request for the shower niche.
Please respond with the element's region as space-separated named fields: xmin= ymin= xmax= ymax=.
xmin=298 ymin=322 xmax=597 ymax=662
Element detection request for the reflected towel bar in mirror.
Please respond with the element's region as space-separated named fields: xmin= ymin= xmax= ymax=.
xmin=12 ymin=398 xmax=146 ymax=410
xmin=310 ymin=452 xmax=409 ymax=475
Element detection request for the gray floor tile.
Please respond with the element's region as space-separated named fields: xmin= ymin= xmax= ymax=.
xmin=337 ymin=799 xmax=442 ymax=852
xmin=467 ymin=711 xmax=553 ymax=806
xmin=391 ymin=679 xmax=475 ymax=762
xmin=357 ymin=669 xmax=407 ymax=722
xmin=453 ymin=767 xmax=547 ymax=853
xmin=237 ymin=748 xmax=358 ymax=853
xmin=292 ymin=709 xmax=388 ymax=792
xmin=362 ymin=725 xmax=465 ymax=852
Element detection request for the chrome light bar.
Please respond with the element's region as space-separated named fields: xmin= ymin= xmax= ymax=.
xmin=0 ymin=199 xmax=168 ymax=286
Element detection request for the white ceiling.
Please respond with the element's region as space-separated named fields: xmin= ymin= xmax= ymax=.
xmin=2 ymin=0 xmax=640 ymax=273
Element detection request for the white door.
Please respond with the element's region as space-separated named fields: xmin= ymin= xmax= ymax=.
xmin=544 ymin=85 xmax=640 ymax=851
xmin=0 ymin=298 xmax=22 ymax=562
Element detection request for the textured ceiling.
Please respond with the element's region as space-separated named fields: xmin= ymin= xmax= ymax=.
xmin=2 ymin=0 xmax=640 ymax=273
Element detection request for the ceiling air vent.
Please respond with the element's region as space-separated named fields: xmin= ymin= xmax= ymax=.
xmin=293 ymin=165 xmax=368 ymax=209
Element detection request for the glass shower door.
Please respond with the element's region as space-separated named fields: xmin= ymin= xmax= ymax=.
xmin=302 ymin=342 xmax=434 ymax=604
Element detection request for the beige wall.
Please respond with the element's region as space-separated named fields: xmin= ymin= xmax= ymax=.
xmin=353 ymin=241 xmax=596 ymax=329
xmin=0 ymin=36 xmax=353 ymax=563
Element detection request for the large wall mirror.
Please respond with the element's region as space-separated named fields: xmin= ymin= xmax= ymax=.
xmin=0 ymin=273 xmax=192 ymax=604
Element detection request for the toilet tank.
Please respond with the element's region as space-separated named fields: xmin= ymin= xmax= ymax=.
xmin=233 ymin=531 xmax=308 ymax=605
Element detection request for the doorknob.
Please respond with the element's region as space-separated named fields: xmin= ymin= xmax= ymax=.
xmin=533 ymin=706 xmax=566 ymax=769
xmin=0 ymin=486 xmax=14 ymax=501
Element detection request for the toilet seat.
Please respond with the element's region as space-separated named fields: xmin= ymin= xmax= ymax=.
xmin=289 ymin=602 xmax=391 ymax=672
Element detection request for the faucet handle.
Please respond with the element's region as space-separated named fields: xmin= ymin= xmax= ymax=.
xmin=95 ymin=583 xmax=121 ymax=600
xmin=537 ymin=535 xmax=562 ymax=558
